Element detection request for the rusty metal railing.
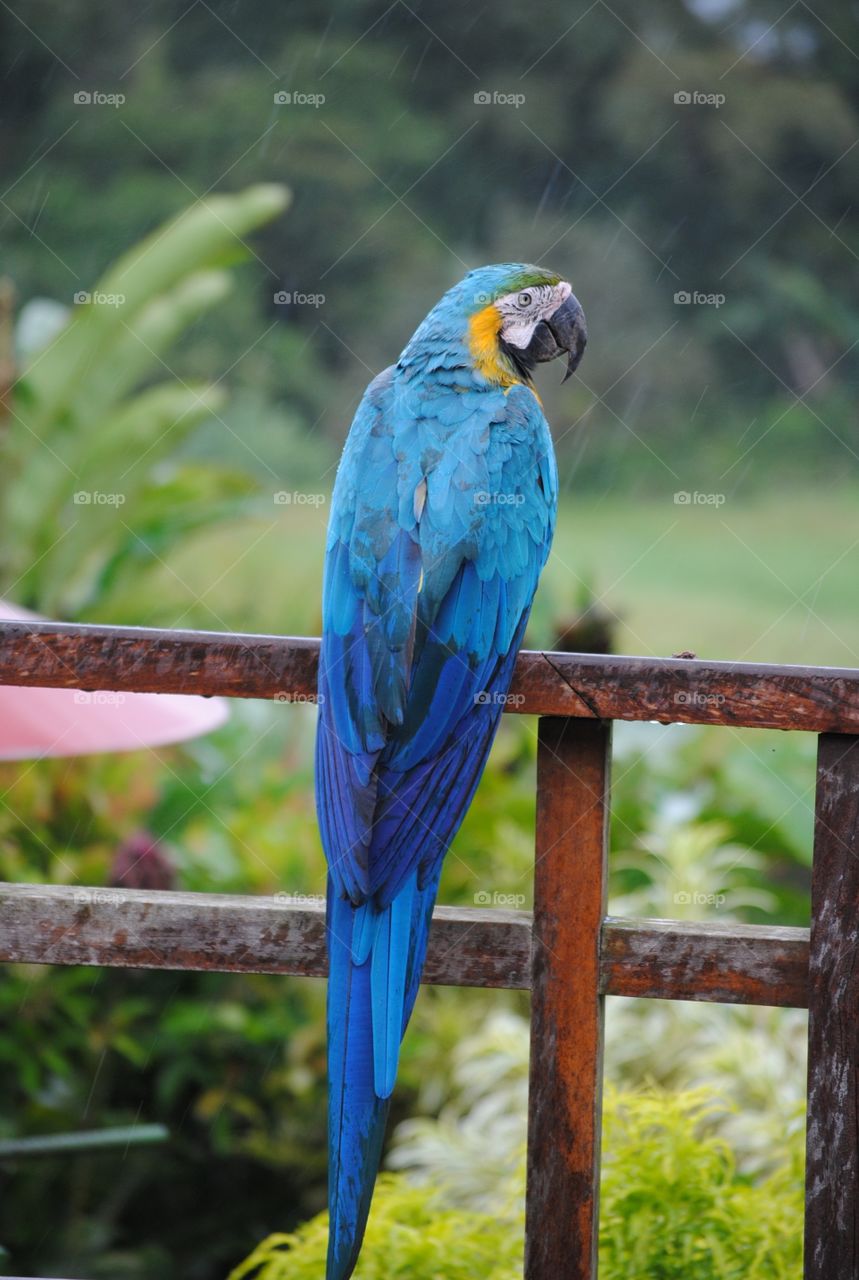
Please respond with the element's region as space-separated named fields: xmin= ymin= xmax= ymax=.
xmin=1 ymin=621 xmax=857 ymax=1279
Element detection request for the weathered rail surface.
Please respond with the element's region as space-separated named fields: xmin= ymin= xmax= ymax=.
xmin=0 ymin=881 xmax=809 ymax=1005
xmin=1 ymin=620 xmax=859 ymax=730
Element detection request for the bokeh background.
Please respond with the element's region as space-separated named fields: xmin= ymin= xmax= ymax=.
xmin=0 ymin=1 xmax=856 ymax=1276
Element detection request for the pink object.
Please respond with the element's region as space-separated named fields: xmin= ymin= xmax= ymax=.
xmin=0 ymin=600 xmax=229 ymax=760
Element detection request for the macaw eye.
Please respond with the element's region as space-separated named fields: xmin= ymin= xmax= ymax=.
xmin=517 ymin=291 xmax=533 ymax=308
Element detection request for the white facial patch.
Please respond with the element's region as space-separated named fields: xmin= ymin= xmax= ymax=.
xmin=495 ymin=280 xmax=571 ymax=350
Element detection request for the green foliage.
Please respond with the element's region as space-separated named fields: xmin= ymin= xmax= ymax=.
xmin=0 ymin=708 xmax=334 ymax=1278
xmin=233 ymin=1089 xmax=802 ymax=1280
xmin=606 ymin=999 xmax=808 ymax=1180
xmin=387 ymin=1000 xmax=803 ymax=1280
xmin=229 ymin=1176 xmax=522 ymax=1280
xmin=607 ymin=722 xmax=814 ymax=926
xmin=599 ymin=1087 xmax=803 ymax=1280
xmin=389 ymin=984 xmax=805 ymax=1207
xmin=2 ymin=184 xmax=290 ymax=617
xmin=0 ymin=958 xmax=330 ymax=1279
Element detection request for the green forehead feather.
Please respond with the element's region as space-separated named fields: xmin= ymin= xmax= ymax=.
xmin=507 ymin=269 xmax=562 ymax=292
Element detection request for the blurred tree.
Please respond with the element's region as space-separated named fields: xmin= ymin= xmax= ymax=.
xmin=1 ymin=184 xmax=289 ymax=617
xmin=1 ymin=0 xmax=855 ymax=488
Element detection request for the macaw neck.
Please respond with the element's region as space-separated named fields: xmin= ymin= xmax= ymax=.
xmin=397 ymin=325 xmax=530 ymax=392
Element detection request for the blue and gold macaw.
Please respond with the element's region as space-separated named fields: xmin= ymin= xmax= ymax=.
xmin=315 ymin=263 xmax=586 ymax=1278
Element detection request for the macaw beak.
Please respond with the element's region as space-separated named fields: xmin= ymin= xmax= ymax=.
xmin=527 ymin=292 xmax=587 ymax=382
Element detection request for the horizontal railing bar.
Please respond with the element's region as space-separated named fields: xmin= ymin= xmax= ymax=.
xmin=0 ymin=621 xmax=857 ymax=730
xmin=0 ymin=883 xmax=809 ymax=1007
xmin=0 ymin=882 xmax=529 ymax=989
xmin=601 ymin=916 xmax=808 ymax=1008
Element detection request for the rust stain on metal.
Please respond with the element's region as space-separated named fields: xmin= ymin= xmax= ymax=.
xmin=525 ymin=718 xmax=611 ymax=1280
xmin=601 ymin=917 xmax=809 ymax=1008
xmin=2 ymin=623 xmax=859 ymax=730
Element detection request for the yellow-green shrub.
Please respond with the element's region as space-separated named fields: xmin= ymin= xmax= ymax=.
xmin=231 ymin=1086 xmax=803 ymax=1280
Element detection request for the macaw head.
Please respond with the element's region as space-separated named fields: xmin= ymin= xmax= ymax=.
xmin=402 ymin=263 xmax=586 ymax=388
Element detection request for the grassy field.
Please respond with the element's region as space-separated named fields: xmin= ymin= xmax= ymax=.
xmin=546 ymin=485 xmax=859 ymax=667
xmin=133 ymin=484 xmax=859 ymax=670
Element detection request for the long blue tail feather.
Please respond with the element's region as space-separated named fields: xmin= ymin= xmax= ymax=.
xmin=370 ymin=873 xmax=416 ymax=1098
xmin=326 ymin=887 xmax=390 ymax=1280
xmin=325 ymin=866 xmax=441 ymax=1280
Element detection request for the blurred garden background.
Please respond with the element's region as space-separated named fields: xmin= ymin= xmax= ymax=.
xmin=0 ymin=0 xmax=856 ymax=1275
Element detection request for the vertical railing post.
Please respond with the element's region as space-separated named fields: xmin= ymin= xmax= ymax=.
xmin=525 ymin=716 xmax=612 ymax=1280
xmin=805 ymin=733 xmax=859 ymax=1279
